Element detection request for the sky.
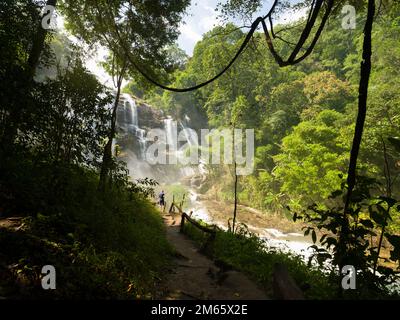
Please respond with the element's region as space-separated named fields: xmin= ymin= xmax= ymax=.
xmin=56 ymin=0 xmax=306 ymax=87
xmin=177 ymin=0 xmax=221 ymax=55
xmin=177 ymin=0 xmax=306 ymax=56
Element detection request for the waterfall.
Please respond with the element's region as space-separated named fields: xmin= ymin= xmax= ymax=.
xmin=113 ymin=95 xmax=207 ymax=183
xmin=164 ymin=117 xmax=177 ymax=150
xmin=179 ymin=121 xmax=198 ymax=147
xmin=121 ymin=93 xmax=146 ymax=159
xmin=111 ymin=138 xmax=117 ymax=156
xmin=128 ymin=98 xmax=138 ymax=127
xmin=179 ymin=121 xmax=207 ymax=176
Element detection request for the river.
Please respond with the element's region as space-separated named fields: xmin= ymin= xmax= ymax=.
xmin=186 ymin=189 xmax=316 ymax=262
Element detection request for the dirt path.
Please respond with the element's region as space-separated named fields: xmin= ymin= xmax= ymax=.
xmin=0 ymin=217 xmax=23 ymax=230
xmin=162 ymin=212 xmax=268 ymax=300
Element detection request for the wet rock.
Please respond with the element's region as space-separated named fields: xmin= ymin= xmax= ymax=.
xmin=137 ymin=101 xmax=164 ymax=129
xmin=190 ymin=176 xmax=202 ymax=187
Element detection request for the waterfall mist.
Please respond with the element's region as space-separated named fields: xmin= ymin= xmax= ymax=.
xmin=114 ymin=94 xmax=205 ymax=185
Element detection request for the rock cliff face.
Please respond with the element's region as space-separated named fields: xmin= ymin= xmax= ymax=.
xmin=114 ymin=93 xmax=206 ymax=184
xmin=115 ymin=94 xmax=151 ymax=160
xmin=136 ymin=100 xmax=164 ymax=130
xmin=114 ymin=94 xmax=175 ymax=182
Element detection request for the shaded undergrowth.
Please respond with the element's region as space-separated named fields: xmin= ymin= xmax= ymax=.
xmin=0 ymin=163 xmax=172 ymax=299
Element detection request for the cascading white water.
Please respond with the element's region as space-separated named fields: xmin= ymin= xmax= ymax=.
xmin=179 ymin=121 xmax=208 ymax=177
xmin=114 ymin=96 xmax=206 ymax=183
xmin=122 ymin=94 xmax=146 ymax=159
xmin=179 ymin=121 xmax=198 ymax=146
xmin=164 ymin=117 xmax=196 ymax=177
xmin=187 ymin=188 xmax=316 ymax=263
xmin=129 ymin=99 xmax=138 ymax=127
xmin=111 ymin=138 xmax=117 ymax=156
xmin=164 ymin=117 xmax=177 ymax=151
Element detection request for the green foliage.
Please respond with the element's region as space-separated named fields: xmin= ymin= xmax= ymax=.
xmin=293 ymin=177 xmax=400 ymax=298
xmin=182 ymin=218 xmax=334 ymax=299
xmin=61 ymin=0 xmax=190 ymax=85
xmin=140 ymin=1 xmax=400 ymax=298
xmin=274 ymin=110 xmax=348 ymax=208
xmin=2 ymin=0 xmax=400 ymax=300
xmin=182 ymin=220 xmax=211 ymax=246
xmin=160 ymin=184 xmax=188 ymax=209
xmin=143 ymin=3 xmax=400 ymax=235
xmin=33 ymin=57 xmax=112 ymax=166
xmin=0 ymin=1 xmax=174 ymax=299
xmin=0 ymin=165 xmax=172 ymax=299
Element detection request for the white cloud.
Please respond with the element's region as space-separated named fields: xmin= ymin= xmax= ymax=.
xmin=177 ymin=0 xmax=222 ymax=55
xmin=177 ymin=0 xmax=308 ymax=56
xmin=179 ymin=23 xmax=202 ymax=42
xmin=276 ymin=7 xmax=307 ymax=24
xmin=199 ymin=14 xmax=218 ymax=31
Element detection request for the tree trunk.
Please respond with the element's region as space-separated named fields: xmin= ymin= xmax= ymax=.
xmin=374 ymin=139 xmax=391 ymax=275
xmin=27 ymin=0 xmax=58 ymax=79
xmin=98 ymin=61 xmax=127 ymax=191
xmin=1 ymin=0 xmax=57 ymax=150
xmin=233 ymin=163 xmax=238 ymax=233
xmin=339 ymin=0 xmax=375 ymax=273
xmin=99 ymin=81 xmax=122 ymax=191
xmin=232 ymin=127 xmax=238 ymax=233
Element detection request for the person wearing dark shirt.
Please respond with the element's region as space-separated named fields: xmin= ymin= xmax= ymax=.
xmin=158 ymin=190 xmax=165 ymax=208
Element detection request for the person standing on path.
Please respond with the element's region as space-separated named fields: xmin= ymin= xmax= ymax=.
xmin=158 ymin=190 xmax=166 ymax=211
